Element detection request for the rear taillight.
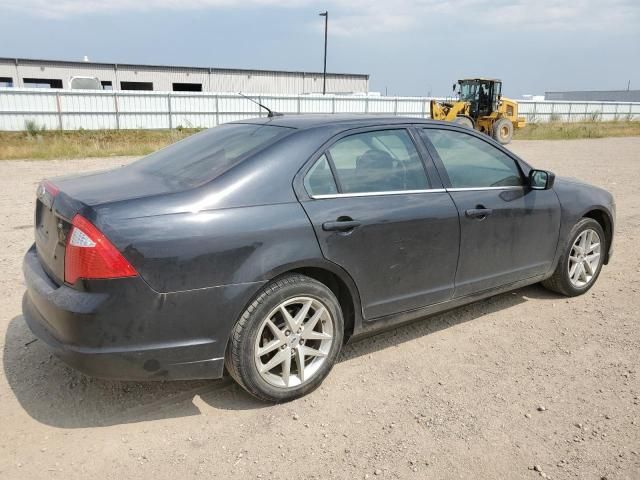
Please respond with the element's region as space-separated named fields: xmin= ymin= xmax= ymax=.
xmin=37 ymin=180 xmax=59 ymax=208
xmin=41 ymin=179 xmax=60 ymax=197
xmin=65 ymin=214 xmax=137 ymax=284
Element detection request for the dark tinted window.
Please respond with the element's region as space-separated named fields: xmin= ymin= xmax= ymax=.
xmin=304 ymin=154 xmax=338 ymax=196
xmin=121 ymin=81 xmax=153 ymax=91
xmin=23 ymin=78 xmax=63 ymax=89
xmin=129 ymin=124 xmax=291 ymax=189
xmin=422 ymin=129 xmax=522 ymax=188
xmin=327 ymin=130 xmax=428 ymax=193
xmin=173 ymin=82 xmax=202 ymax=92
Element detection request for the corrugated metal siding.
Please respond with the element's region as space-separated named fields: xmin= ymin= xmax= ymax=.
xmin=518 ymin=101 xmax=640 ymax=122
xmin=0 ymin=58 xmax=369 ymax=94
xmin=1 ymin=88 xmax=638 ymax=131
xmin=546 ymin=90 xmax=640 ymax=102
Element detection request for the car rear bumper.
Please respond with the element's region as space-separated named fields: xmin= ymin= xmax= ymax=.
xmin=23 ymin=293 xmax=225 ymax=380
xmin=22 ymin=245 xmax=263 ymax=381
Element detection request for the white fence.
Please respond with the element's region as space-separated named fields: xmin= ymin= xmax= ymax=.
xmin=1 ymin=88 xmax=638 ymax=131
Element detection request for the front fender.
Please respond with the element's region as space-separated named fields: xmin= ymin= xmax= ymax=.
xmin=551 ymin=177 xmax=615 ymax=268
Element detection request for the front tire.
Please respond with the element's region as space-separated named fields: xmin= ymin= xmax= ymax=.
xmin=454 ymin=116 xmax=474 ymax=129
xmin=541 ymin=218 xmax=606 ymax=297
xmin=225 ymin=274 xmax=344 ymax=402
xmin=492 ymin=118 xmax=514 ymax=144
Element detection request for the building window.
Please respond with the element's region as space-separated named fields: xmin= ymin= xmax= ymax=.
xmin=0 ymin=77 xmax=13 ymax=87
xmin=101 ymin=81 xmax=113 ymax=90
xmin=120 ymin=81 xmax=153 ymax=91
xmin=23 ymin=78 xmax=63 ymax=89
xmin=172 ymin=82 xmax=202 ymax=92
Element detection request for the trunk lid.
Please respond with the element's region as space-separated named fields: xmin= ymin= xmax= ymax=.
xmin=33 ymin=168 xmax=173 ymax=285
xmin=51 ymin=167 xmax=179 ymax=206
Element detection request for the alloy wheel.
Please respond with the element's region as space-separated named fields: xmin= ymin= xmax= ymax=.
xmin=254 ymin=297 xmax=334 ymax=388
xmin=568 ymin=228 xmax=601 ymax=288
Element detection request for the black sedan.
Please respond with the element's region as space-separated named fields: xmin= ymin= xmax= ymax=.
xmin=23 ymin=116 xmax=615 ymax=402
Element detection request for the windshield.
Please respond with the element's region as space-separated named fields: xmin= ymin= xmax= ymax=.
xmin=129 ymin=123 xmax=292 ymax=190
xmin=459 ymin=82 xmax=478 ymax=102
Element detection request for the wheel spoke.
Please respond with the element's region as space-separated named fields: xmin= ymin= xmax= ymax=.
xmin=280 ymin=305 xmax=297 ymax=331
xmin=587 ymin=242 xmax=600 ymax=253
xmin=299 ymin=345 xmax=327 ymax=358
xmin=265 ymin=319 xmax=285 ymax=342
xmin=301 ymin=330 xmax=332 ymax=341
xmin=569 ymin=261 xmax=580 ymax=279
xmin=586 ymin=252 xmax=600 ymax=263
xmin=294 ymin=348 xmax=306 ymax=382
xmin=578 ymin=264 xmax=588 ymax=282
xmin=258 ymin=338 xmax=283 ymax=357
xmin=301 ymin=307 xmax=325 ymax=334
xmin=571 ymin=262 xmax=583 ymax=282
xmin=281 ymin=353 xmax=291 ymax=387
xmin=583 ymin=259 xmax=594 ymax=276
xmin=580 ymin=231 xmax=589 ymax=249
xmin=293 ymin=299 xmax=313 ymax=328
xmin=260 ymin=349 xmax=288 ymax=373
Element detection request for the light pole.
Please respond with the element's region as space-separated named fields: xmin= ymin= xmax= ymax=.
xmin=319 ymin=11 xmax=328 ymax=95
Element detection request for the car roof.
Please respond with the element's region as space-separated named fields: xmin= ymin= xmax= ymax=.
xmin=232 ymin=114 xmax=441 ymax=130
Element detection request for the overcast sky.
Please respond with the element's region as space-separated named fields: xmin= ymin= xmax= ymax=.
xmin=1 ymin=0 xmax=638 ymax=97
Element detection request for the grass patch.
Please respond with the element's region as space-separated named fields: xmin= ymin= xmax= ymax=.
xmin=514 ymin=121 xmax=640 ymax=140
xmin=0 ymin=129 xmax=201 ymax=160
xmin=1 ymin=121 xmax=639 ymax=160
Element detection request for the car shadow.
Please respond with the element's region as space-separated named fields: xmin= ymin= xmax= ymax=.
xmin=3 ymin=284 xmax=557 ymax=428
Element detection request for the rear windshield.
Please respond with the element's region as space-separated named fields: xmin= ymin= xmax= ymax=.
xmin=129 ymin=123 xmax=292 ymax=189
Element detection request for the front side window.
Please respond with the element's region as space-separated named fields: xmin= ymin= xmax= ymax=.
xmin=422 ymin=129 xmax=523 ymax=188
xmin=326 ymin=129 xmax=428 ymax=194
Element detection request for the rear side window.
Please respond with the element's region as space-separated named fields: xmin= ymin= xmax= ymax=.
xmin=129 ymin=124 xmax=291 ymax=190
xmin=422 ymin=129 xmax=522 ymax=188
xmin=326 ymin=129 xmax=429 ymax=193
xmin=304 ymin=154 xmax=338 ymax=196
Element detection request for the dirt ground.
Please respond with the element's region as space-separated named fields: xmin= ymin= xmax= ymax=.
xmin=0 ymin=138 xmax=638 ymax=480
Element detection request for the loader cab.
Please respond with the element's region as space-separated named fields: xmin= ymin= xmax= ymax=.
xmin=458 ymin=78 xmax=502 ymax=118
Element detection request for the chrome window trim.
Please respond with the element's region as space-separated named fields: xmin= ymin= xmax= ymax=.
xmin=309 ymin=185 xmax=525 ymax=199
xmin=446 ymin=186 xmax=524 ymax=192
xmin=311 ymin=188 xmax=447 ymax=199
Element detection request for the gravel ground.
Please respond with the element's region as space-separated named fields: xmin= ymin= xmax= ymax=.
xmin=0 ymin=137 xmax=638 ymax=480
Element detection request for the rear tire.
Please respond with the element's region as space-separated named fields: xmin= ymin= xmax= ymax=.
xmin=225 ymin=274 xmax=344 ymax=402
xmin=492 ymin=118 xmax=514 ymax=144
xmin=541 ymin=218 xmax=606 ymax=297
xmin=454 ymin=116 xmax=474 ymax=129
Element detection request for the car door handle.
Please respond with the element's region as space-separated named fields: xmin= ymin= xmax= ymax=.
xmin=322 ymin=220 xmax=361 ymax=232
xmin=465 ymin=208 xmax=493 ymax=219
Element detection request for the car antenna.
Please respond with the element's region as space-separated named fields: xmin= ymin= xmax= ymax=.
xmin=237 ymin=92 xmax=283 ymax=118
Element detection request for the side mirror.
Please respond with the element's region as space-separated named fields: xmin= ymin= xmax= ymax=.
xmin=529 ymin=169 xmax=555 ymax=190
xmin=452 ymin=83 xmax=457 ymax=92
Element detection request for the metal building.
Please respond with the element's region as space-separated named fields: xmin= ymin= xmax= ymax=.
xmin=545 ymin=90 xmax=640 ymax=102
xmin=0 ymin=57 xmax=369 ymax=95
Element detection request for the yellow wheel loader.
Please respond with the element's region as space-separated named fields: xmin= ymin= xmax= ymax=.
xmin=430 ymin=78 xmax=526 ymax=144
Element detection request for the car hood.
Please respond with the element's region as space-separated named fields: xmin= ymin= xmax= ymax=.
xmin=555 ymin=175 xmax=592 ymax=187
